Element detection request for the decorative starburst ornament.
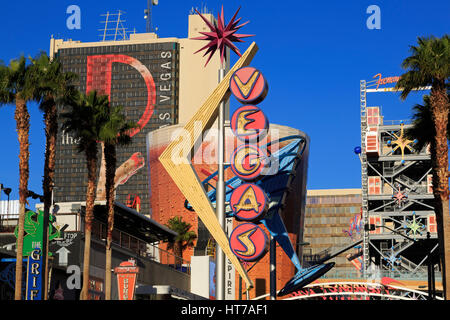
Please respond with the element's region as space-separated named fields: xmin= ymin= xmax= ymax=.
xmin=404 ymin=212 xmax=425 ymax=238
xmin=392 ymin=185 xmax=408 ymax=208
xmin=387 ymin=122 xmax=417 ymax=164
xmin=192 ymin=6 xmax=254 ymax=67
xmin=384 ymin=254 xmax=401 ymax=270
xmin=383 ymin=247 xmax=402 ymax=270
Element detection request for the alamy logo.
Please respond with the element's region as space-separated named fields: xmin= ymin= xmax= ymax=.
xmin=66 ymin=5 xmax=81 ymax=30
xmin=66 ymin=265 xmax=81 ymax=290
xmin=366 ymin=5 xmax=381 ymax=30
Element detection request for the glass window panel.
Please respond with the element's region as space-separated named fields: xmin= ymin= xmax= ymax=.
xmin=130 ymin=237 xmax=138 ymax=254
xmin=121 ymin=233 xmax=130 ymax=248
xmin=112 ymin=229 xmax=120 ymax=245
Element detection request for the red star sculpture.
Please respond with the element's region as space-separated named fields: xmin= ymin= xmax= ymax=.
xmin=393 ymin=189 xmax=408 ymax=207
xmin=191 ymin=6 xmax=254 ymax=67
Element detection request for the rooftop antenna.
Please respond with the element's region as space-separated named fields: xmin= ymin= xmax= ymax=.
xmin=99 ymin=10 xmax=134 ymax=41
xmin=144 ymin=0 xmax=159 ymax=33
xmin=192 ymin=3 xmax=211 ymax=16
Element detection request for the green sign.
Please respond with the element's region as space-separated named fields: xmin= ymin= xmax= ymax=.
xmin=14 ymin=210 xmax=61 ymax=256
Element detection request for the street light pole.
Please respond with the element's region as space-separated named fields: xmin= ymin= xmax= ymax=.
xmin=216 ymin=68 xmax=226 ymax=300
xmin=1 ymin=186 xmax=12 ymax=221
xmin=370 ymin=224 xmax=417 ymax=242
xmin=425 ymin=232 xmax=436 ymax=300
xmin=190 ymin=6 xmax=253 ymax=300
xmin=269 ymin=235 xmax=276 ymax=300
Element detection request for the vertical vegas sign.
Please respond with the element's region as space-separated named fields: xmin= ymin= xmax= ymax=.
xmin=168 ymin=6 xmax=257 ymax=298
xmin=228 ymin=66 xmax=336 ymax=299
xmin=228 ymin=66 xmax=271 ymax=264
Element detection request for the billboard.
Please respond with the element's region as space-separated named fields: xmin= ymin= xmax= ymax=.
xmin=54 ymin=42 xmax=179 ymax=215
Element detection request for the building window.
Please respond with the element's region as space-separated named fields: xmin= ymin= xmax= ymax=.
xmin=130 ymin=237 xmax=138 ymax=254
xmin=121 ymin=233 xmax=130 ymax=249
xmin=112 ymin=229 xmax=120 ymax=245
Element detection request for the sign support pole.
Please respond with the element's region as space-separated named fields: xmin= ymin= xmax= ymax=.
xmin=216 ymin=68 xmax=226 ymax=300
xmin=270 ymin=235 xmax=276 ymax=300
xmin=41 ymin=210 xmax=49 ymax=300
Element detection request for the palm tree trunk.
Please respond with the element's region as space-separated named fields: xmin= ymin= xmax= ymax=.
xmin=41 ymin=97 xmax=57 ymax=300
xmin=14 ymin=97 xmax=30 ymax=300
xmin=104 ymin=143 xmax=116 ymax=300
xmin=174 ymin=242 xmax=183 ymax=269
xmin=430 ymin=81 xmax=450 ymax=299
xmin=81 ymin=143 xmax=98 ymax=300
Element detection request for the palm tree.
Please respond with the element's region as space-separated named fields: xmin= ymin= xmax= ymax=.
xmin=99 ymin=104 xmax=135 ymax=300
xmin=166 ymin=216 xmax=197 ymax=268
xmin=28 ymin=51 xmax=77 ymax=299
xmin=396 ymin=35 xmax=450 ymax=299
xmin=61 ymin=90 xmax=110 ymax=300
xmin=407 ymin=95 xmax=450 ymax=150
xmin=0 ymin=56 xmax=35 ymax=300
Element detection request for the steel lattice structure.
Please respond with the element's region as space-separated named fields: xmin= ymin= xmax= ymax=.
xmin=359 ymin=78 xmax=440 ymax=285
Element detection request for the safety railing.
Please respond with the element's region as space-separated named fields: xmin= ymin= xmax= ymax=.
xmin=142 ymin=242 xmax=191 ymax=275
xmin=90 ymin=222 xmax=191 ymax=275
xmin=320 ymin=268 xmax=442 ymax=282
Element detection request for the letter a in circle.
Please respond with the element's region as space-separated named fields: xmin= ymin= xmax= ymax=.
xmin=233 ymin=185 xmax=261 ymax=214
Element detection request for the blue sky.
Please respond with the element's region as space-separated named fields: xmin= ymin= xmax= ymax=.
xmin=0 ymin=0 xmax=449 ymax=209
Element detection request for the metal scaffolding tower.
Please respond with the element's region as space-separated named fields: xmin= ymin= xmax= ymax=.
xmin=360 ymin=80 xmax=370 ymax=278
xmin=360 ymin=77 xmax=439 ymax=281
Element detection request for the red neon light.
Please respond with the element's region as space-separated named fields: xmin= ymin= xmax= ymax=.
xmin=230 ymin=105 xmax=269 ymax=142
xmin=230 ymin=144 xmax=268 ymax=181
xmin=230 ymin=67 xmax=268 ymax=105
xmin=289 ymin=282 xmax=405 ymax=299
xmin=126 ymin=194 xmax=141 ymax=212
xmin=373 ymin=73 xmax=401 ymax=89
xmin=230 ymin=183 xmax=268 ymax=221
xmin=229 ymin=223 xmax=268 ymax=261
xmin=86 ymin=54 xmax=156 ymax=137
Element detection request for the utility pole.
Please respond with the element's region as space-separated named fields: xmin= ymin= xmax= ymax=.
xmin=144 ymin=0 xmax=159 ymax=33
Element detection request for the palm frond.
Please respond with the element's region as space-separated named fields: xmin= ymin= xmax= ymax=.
xmin=396 ymin=35 xmax=450 ymax=100
xmin=166 ymin=216 xmax=197 ymax=245
xmin=0 ymin=55 xmax=34 ymax=104
xmin=406 ymin=93 xmax=450 ymax=149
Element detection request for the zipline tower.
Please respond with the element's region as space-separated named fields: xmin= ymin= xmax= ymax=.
xmin=359 ymin=76 xmax=439 ymax=281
